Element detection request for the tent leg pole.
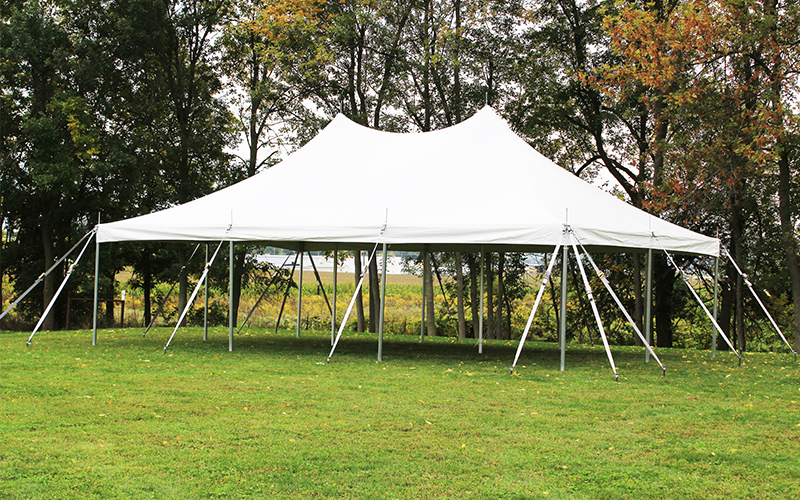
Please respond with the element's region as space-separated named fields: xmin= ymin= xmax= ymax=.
xmin=378 ymin=243 xmax=388 ymax=361
xmin=297 ymin=245 xmax=304 ymax=338
xmin=712 ymin=254 xmax=719 ymax=358
xmin=479 ymin=246 xmax=485 ymax=354
xmin=560 ymin=245 xmax=568 ymax=372
xmin=332 ymin=246 xmax=338 ymax=346
xmin=420 ymin=246 xmax=426 ymax=343
xmin=229 ymin=241 xmax=234 ymax=352
xmin=645 ymin=248 xmax=653 ymax=362
xmin=92 ymin=235 xmax=100 ymax=346
xmin=204 ymin=244 xmax=209 ymax=341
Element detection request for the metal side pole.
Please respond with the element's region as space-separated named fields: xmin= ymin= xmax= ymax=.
xmin=712 ymin=254 xmax=719 ymax=358
xmin=510 ymin=240 xmax=564 ymax=374
xmin=657 ymin=240 xmax=741 ymax=365
xmin=204 ymin=244 xmax=209 ymax=341
xmin=479 ymin=246 xmax=485 ymax=354
xmin=30 ymin=231 xmax=95 ymax=345
xmin=164 ymin=231 xmax=229 ymax=353
xmin=296 ymin=246 xmax=304 ymax=338
xmin=724 ymin=247 xmax=796 ymax=358
xmin=576 ymin=238 xmax=665 ymax=375
xmin=560 ymin=244 xmax=568 ymax=372
xmin=420 ymin=246 xmax=426 ymax=343
xmin=332 ymin=246 xmax=338 ymax=346
xmin=645 ymin=248 xmax=653 ymax=362
xmin=229 ymin=241 xmax=234 ymax=352
xmin=378 ymin=243 xmax=388 ymax=361
xmin=92 ymin=228 xmax=100 ymax=346
xmin=328 ymin=242 xmax=381 ymax=363
xmin=569 ymin=235 xmax=619 ymax=381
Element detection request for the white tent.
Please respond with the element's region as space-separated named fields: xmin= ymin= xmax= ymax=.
xmin=96 ymin=106 xmax=718 ymax=257
xmin=89 ymin=106 xmax=724 ymax=374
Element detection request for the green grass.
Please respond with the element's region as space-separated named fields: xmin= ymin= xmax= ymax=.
xmin=2 ymin=327 xmax=799 ymax=499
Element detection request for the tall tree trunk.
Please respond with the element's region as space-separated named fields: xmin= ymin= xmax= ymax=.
xmin=177 ymin=245 xmax=188 ymax=327
xmin=369 ymin=257 xmax=379 ymax=333
xmin=41 ymin=226 xmax=56 ymax=331
xmin=497 ymin=252 xmax=506 ymax=339
xmin=424 ymin=250 xmax=436 ymax=336
xmin=231 ymin=248 xmax=246 ymax=327
xmin=719 ymin=279 xmax=733 ymax=349
xmin=633 ymin=254 xmax=644 ymax=346
xmin=143 ymin=267 xmax=152 ymax=328
xmin=653 ymin=254 xmax=674 ymax=347
xmin=455 ymin=252 xmax=466 ymax=338
xmin=467 ymin=253 xmax=479 ymax=338
xmin=354 ymin=250 xmax=365 ymax=332
xmin=777 ymin=138 xmax=800 ymax=349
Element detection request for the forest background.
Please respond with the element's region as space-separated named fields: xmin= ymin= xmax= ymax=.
xmin=1 ymin=0 xmax=799 ymax=353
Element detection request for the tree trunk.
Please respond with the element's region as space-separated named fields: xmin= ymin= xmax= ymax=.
xmin=455 ymin=252 xmax=466 ymax=338
xmin=653 ymin=254 xmax=674 ymax=348
xmin=231 ymin=248 xmax=246 ymax=327
xmin=633 ymin=253 xmax=643 ymax=346
xmin=467 ymin=253 xmax=479 ymax=338
xmin=424 ymin=250 xmax=436 ymax=336
xmin=354 ymin=250 xmax=365 ymax=332
xmin=143 ymin=268 xmax=152 ymax=328
xmin=369 ymin=257 xmax=379 ymax=333
xmin=177 ymin=245 xmax=188 ymax=327
xmin=497 ymin=252 xmax=506 ymax=339
xmin=777 ymin=144 xmax=800 ymax=349
xmin=41 ymin=226 xmax=56 ymax=331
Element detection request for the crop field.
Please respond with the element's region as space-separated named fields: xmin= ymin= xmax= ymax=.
xmin=2 ymin=327 xmax=799 ymax=499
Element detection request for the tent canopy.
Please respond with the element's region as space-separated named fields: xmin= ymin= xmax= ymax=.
xmin=97 ymin=106 xmax=718 ymax=257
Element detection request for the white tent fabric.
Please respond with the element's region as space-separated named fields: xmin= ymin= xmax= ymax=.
xmin=97 ymin=106 xmax=718 ymax=257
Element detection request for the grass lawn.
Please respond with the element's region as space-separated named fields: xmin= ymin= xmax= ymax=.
xmin=2 ymin=327 xmax=799 ymax=499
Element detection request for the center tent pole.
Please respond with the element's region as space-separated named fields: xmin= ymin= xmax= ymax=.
xmin=560 ymin=244 xmax=568 ymax=372
xmin=378 ymin=243 xmax=388 ymax=361
xmin=332 ymin=246 xmax=338 ymax=346
xmin=296 ymin=245 xmax=304 ymax=338
xmin=229 ymin=240 xmax=234 ymax=352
